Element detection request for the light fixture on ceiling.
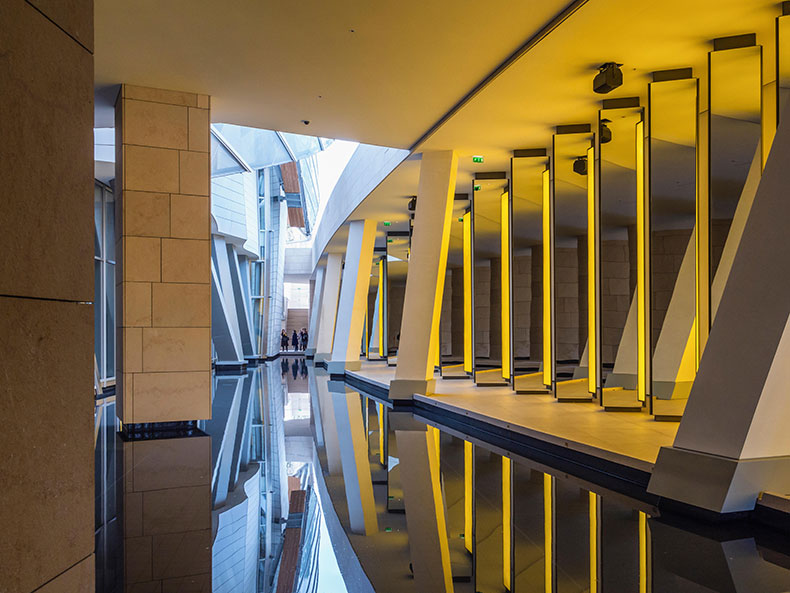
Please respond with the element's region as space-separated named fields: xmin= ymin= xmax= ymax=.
xmin=600 ymin=119 xmax=612 ymax=144
xmin=573 ymin=156 xmax=588 ymax=176
xmin=593 ymin=63 xmax=623 ymax=94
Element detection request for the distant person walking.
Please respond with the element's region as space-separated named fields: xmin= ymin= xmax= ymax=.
xmin=300 ymin=328 xmax=308 ymax=351
xmin=280 ymin=329 xmax=289 ymax=352
xmin=291 ymin=330 xmax=299 ymax=351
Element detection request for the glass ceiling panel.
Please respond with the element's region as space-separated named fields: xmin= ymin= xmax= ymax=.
xmin=279 ymin=132 xmax=320 ymax=160
xmin=213 ymin=123 xmax=291 ymax=169
xmin=210 ymin=134 xmax=245 ymax=177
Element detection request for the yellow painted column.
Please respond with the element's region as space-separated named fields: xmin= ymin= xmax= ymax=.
xmin=501 ymin=192 xmax=511 ymax=381
xmin=587 ymin=145 xmax=598 ymax=396
xmin=542 ymin=169 xmax=553 ymax=388
xmin=543 ymin=473 xmax=555 ymax=593
xmin=589 ymin=491 xmax=601 ymax=593
xmin=636 ymin=120 xmax=648 ymax=402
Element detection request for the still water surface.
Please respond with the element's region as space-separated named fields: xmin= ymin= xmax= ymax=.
xmin=93 ymin=361 xmax=790 ymax=592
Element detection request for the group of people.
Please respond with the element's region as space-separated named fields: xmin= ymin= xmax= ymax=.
xmin=280 ymin=328 xmax=308 ymax=352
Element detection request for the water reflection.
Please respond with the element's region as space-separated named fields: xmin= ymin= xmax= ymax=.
xmin=95 ymin=362 xmax=790 ymax=592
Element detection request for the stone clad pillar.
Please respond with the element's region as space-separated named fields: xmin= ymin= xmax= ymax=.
xmin=391 ymin=150 xmax=459 ymax=398
xmin=115 ymin=85 xmax=212 ymax=424
xmin=1 ymin=2 xmax=95 ymax=590
xmin=328 ymin=220 xmax=377 ymax=373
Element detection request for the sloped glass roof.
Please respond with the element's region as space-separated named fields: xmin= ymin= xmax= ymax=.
xmin=212 ymin=123 xmax=331 ymax=171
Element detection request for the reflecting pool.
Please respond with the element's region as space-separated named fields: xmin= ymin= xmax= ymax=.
xmin=94 ymin=361 xmax=790 ymax=592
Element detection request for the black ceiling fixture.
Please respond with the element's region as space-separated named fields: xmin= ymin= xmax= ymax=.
xmin=600 ymin=119 xmax=612 ymax=144
xmin=573 ymin=156 xmax=588 ymax=176
xmin=593 ymin=63 xmax=623 ymax=94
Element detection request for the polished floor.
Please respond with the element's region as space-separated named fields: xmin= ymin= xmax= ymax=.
xmin=92 ymin=360 xmax=790 ymax=593
xmin=348 ymin=361 xmax=677 ymax=471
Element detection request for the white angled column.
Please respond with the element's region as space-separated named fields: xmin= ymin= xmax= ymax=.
xmin=314 ymin=253 xmax=343 ymax=363
xmin=305 ymin=265 xmax=325 ymax=357
xmin=391 ymin=150 xmax=458 ymax=398
xmin=648 ymin=103 xmax=790 ymax=513
xmin=327 ymin=220 xmax=377 ymax=374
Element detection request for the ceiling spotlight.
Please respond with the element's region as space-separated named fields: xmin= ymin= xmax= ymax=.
xmin=593 ymin=62 xmax=623 ymax=94
xmin=600 ymin=119 xmax=612 ymax=144
xmin=573 ymin=156 xmax=588 ymax=176
xmin=301 ymin=119 xmax=310 ymax=125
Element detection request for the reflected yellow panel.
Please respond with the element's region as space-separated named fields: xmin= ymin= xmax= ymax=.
xmin=377 ymin=402 xmax=385 ymax=465
xmin=378 ymin=259 xmax=384 ymax=356
xmin=542 ymin=169 xmax=552 ymax=388
xmin=589 ymin=491 xmax=599 ymax=593
xmin=587 ymin=145 xmax=597 ymax=396
xmin=463 ymin=212 xmax=473 ymax=374
xmin=543 ymin=473 xmax=554 ymax=593
xmin=501 ymin=192 xmax=511 ymax=380
xmin=503 ymin=456 xmax=511 ymax=590
xmin=464 ymin=440 xmax=473 ymax=552
xmin=639 ymin=511 xmax=648 ymax=593
xmin=636 ymin=120 xmax=647 ymax=402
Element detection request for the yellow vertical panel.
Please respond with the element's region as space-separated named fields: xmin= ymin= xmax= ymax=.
xmin=589 ymin=491 xmax=599 ymax=593
xmin=696 ymin=107 xmax=709 ymax=366
xmin=587 ymin=145 xmax=597 ymax=395
xmin=503 ymin=456 xmax=511 ymax=590
xmin=378 ymin=259 xmax=384 ymax=357
xmin=464 ymin=440 xmax=473 ymax=552
xmin=542 ymin=169 xmax=552 ymax=388
xmin=544 ymin=473 xmax=554 ymax=593
xmin=501 ymin=192 xmax=511 ymax=380
xmin=636 ymin=120 xmax=647 ymax=402
xmin=463 ymin=212 xmax=473 ymax=373
xmin=377 ymin=402 xmax=384 ymax=465
xmin=426 ymin=429 xmax=454 ymax=593
xmin=428 ymin=425 xmax=441 ymax=467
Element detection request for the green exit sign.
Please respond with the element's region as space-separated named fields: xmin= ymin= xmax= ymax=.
xmin=458 ymin=217 xmax=464 ymax=222
xmin=474 ymin=184 xmax=481 ymax=191
xmin=383 ymin=221 xmax=391 ymax=226
xmin=387 ymin=238 xmax=393 ymax=243
xmin=473 ymin=155 xmax=484 ymax=163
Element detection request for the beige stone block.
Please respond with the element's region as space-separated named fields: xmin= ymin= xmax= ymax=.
xmin=124 ymin=99 xmax=188 ymax=150
xmin=132 ymin=371 xmax=211 ymax=422
xmin=122 ymin=372 xmax=135 ymax=423
xmin=125 ymin=536 xmax=153 ymax=583
xmin=125 ymin=327 xmax=144 ymax=373
xmin=142 ymin=328 xmax=210 ymax=372
xmin=37 ymin=553 xmax=94 ymax=593
xmin=152 ymin=530 xmax=212 ymax=580
xmin=0 ymin=297 xmax=93 ymax=593
xmin=179 ymin=151 xmax=209 ymax=196
xmin=197 ymin=94 xmax=210 ymax=109
xmin=124 ymin=145 xmax=179 ymax=193
xmin=0 ymin=1 xmax=93 ymax=302
xmin=142 ymin=486 xmax=211 ymax=535
xmin=124 ymin=282 xmax=152 ymax=327
xmin=188 ymin=108 xmax=209 ymax=152
xmin=124 ymin=237 xmax=161 ymax=283
xmin=152 ymin=283 xmax=210 ymax=328
xmin=125 ymin=191 xmax=171 ymax=237
xmin=170 ymin=194 xmax=209 ymax=240
xmin=124 ymin=85 xmax=198 ymax=107
xmin=162 ymin=574 xmax=210 ymax=593
xmin=27 ymin=0 xmax=93 ymax=52
xmin=131 ymin=437 xmax=211 ymax=492
xmin=161 ymin=239 xmax=209 ymax=284
xmin=125 ymin=491 xmax=143 ymax=538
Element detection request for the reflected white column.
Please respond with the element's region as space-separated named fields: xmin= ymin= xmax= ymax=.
xmin=397 ymin=428 xmax=454 ymax=593
xmin=331 ymin=386 xmax=379 ymax=535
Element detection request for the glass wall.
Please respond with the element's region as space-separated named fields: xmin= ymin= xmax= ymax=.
xmin=94 ymin=181 xmax=116 ymax=391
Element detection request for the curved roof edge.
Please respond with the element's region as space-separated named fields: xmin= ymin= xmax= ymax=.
xmin=311 ymin=144 xmax=409 ymax=270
